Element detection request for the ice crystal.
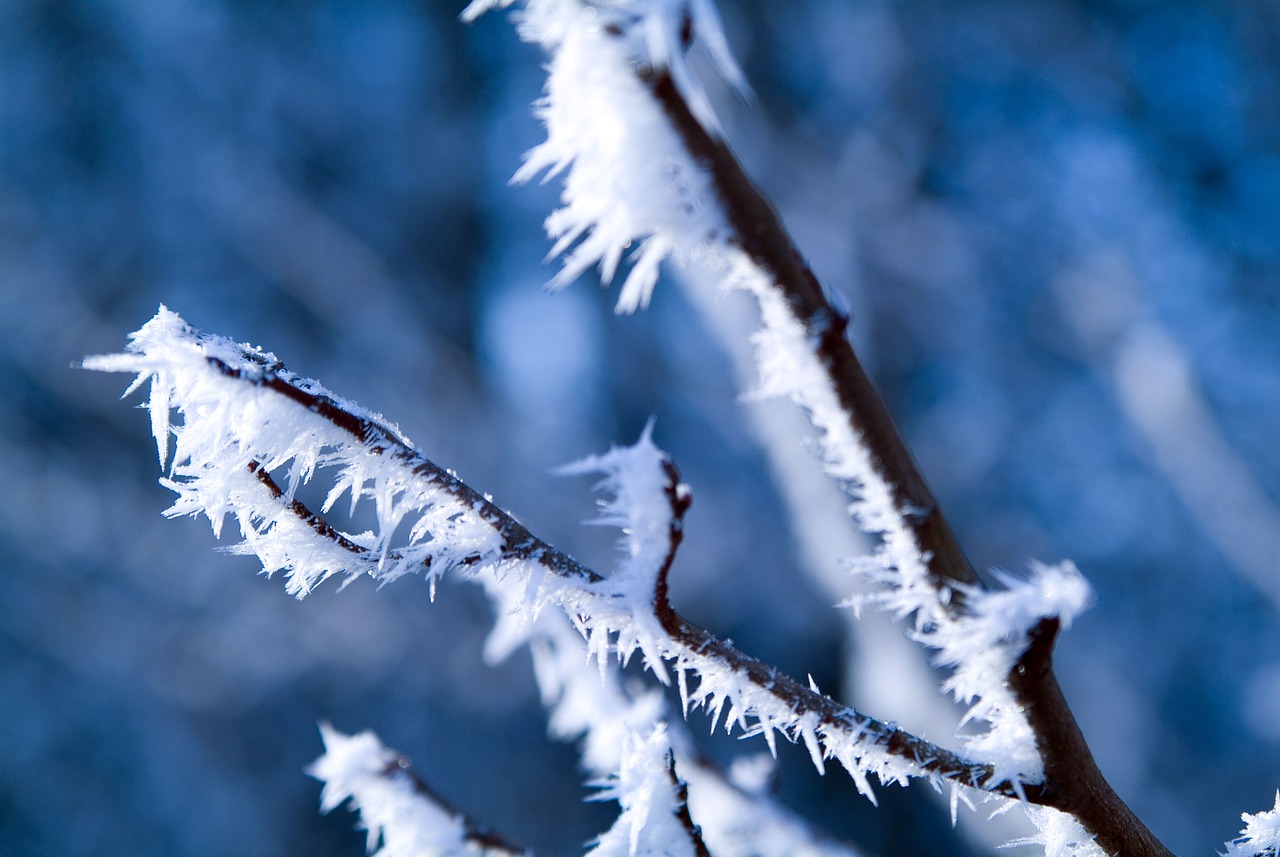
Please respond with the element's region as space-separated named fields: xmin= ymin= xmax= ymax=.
xmin=585 ymin=725 xmax=699 ymax=857
xmin=466 ymin=0 xmax=744 ymax=313
xmin=1226 ymin=792 xmax=1280 ymax=857
xmin=84 ymin=307 xmax=506 ymax=597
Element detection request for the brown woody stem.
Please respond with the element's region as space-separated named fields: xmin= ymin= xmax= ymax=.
xmin=640 ymin=67 xmax=977 ymax=596
xmin=383 ymin=753 xmax=532 ymax=856
xmin=654 ymin=456 xmax=691 ymax=614
xmin=665 ymin=751 xmax=712 ymax=857
xmin=1011 ymin=620 xmax=1175 ymax=857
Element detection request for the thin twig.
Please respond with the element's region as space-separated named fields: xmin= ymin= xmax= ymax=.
xmin=382 ymin=753 xmax=533 ymax=856
xmin=247 ymin=461 xmax=379 ymax=558
xmin=665 ymin=751 xmax=713 ymax=857
xmin=208 ymin=355 xmax=600 ymax=585
xmin=654 ymin=456 xmax=691 ymax=614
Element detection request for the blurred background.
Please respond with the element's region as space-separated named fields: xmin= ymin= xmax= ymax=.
xmin=4 ymin=0 xmax=1280 ymax=854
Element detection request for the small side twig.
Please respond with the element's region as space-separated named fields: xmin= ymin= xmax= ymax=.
xmin=665 ymin=751 xmax=712 ymax=857
xmin=247 ymin=461 xmax=376 ymax=558
xmin=208 ymin=354 xmax=601 ymax=585
xmin=383 ymin=753 xmax=533 ymax=856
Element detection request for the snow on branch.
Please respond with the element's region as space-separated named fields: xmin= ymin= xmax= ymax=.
xmin=82 ymin=306 xmax=593 ymax=598
xmin=462 ymin=0 xmax=996 ymax=646
xmin=461 ymin=0 xmax=1033 ymax=761
xmin=312 ymin=704 xmax=709 ymax=857
xmin=1003 ymin=806 xmax=1107 ymax=857
xmin=890 ymin=562 xmax=1092 ymax=789
xmin=87 ymin=308 xmax=1007 ymax=807
xmin=557 ymin=419 xmax=692 ymax=630
xmin=584 ymin=725 xmax=707 ymax=857
xmin=464 ymin=0 xmax=744 ymax=313
xmin=310 ymin=724 xmax=528 ymax=857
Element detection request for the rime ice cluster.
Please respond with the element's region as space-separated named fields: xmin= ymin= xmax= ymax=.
xmin=84 ymin=307 xmax=507 ymax=598
xmin=1005 ymin=806 xmax=1109 ymax=857
xmin=584 ymin=725 xmax=699 ymax=857
xmin=1227 ymin=793 xmax=1280 ymax=857
xmin=310 ymin=726 xmax=487 ymax=857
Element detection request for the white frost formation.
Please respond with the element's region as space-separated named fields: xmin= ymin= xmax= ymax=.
xmin=1003 ymin=806 xmax=1107 ymax=857
xmin=1226 ymin=792 xmax=1280 ymax=857
xmin=749 ymin=261 xmax=1093 ymax=786
xmin=310 ymin=725 xmax=497 ymax=857
xmin=84 ymin=306 xmax=505 ymax=598
xmin=465 ymin=0 xmax=744 ymax=313
xmin=585 ymin=725 xmax=699 ymax=857
xmin=477 ymin=489 xmax=867 ymax=857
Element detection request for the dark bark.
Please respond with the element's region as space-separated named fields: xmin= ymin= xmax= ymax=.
xmin=665 ymin=752 xmax=713 ymax=857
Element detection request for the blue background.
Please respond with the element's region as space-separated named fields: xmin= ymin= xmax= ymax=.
xmin=3 ymin=1 xmax=1280 ymax=854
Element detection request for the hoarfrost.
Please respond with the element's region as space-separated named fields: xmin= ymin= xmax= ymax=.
xmin=1002 ymin=805 xmax=1107 ymax=857
xmin=83 ymin=307 xmax=506 ymax=597
xmin=310 ymin=725 xmax=481 ymax=857
xmin=1225 ymin=792 xmax=1280 ymax=857
xmin=469 ymin=0 xmax=743 ymax=313
xmin=585 ymin=725 xmax=699 ymax=857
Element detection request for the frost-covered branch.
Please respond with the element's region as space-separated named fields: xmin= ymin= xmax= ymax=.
xmin=313 ymin=722 xmax=710 ymax=857
xmin=310 ymin=725 xmax=530 ymax=857
xmin=86 ymin=309 xmax=1003 ymax=802
xmin=464 ymin=1 xmax=1179 ymax=854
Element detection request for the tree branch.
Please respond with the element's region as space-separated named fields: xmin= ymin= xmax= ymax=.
xmin=665 ymin=752 xmax=713 ymax=857
xmin=311 ymin=725 xmax=533 ymax=857
xmin=639 ymin=66 xmax=977 ymax=597
xmin=633 ymin=55 xmax=1173 ymax=857
xmin=178 ymin=334 xmax=1006 ymax=794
